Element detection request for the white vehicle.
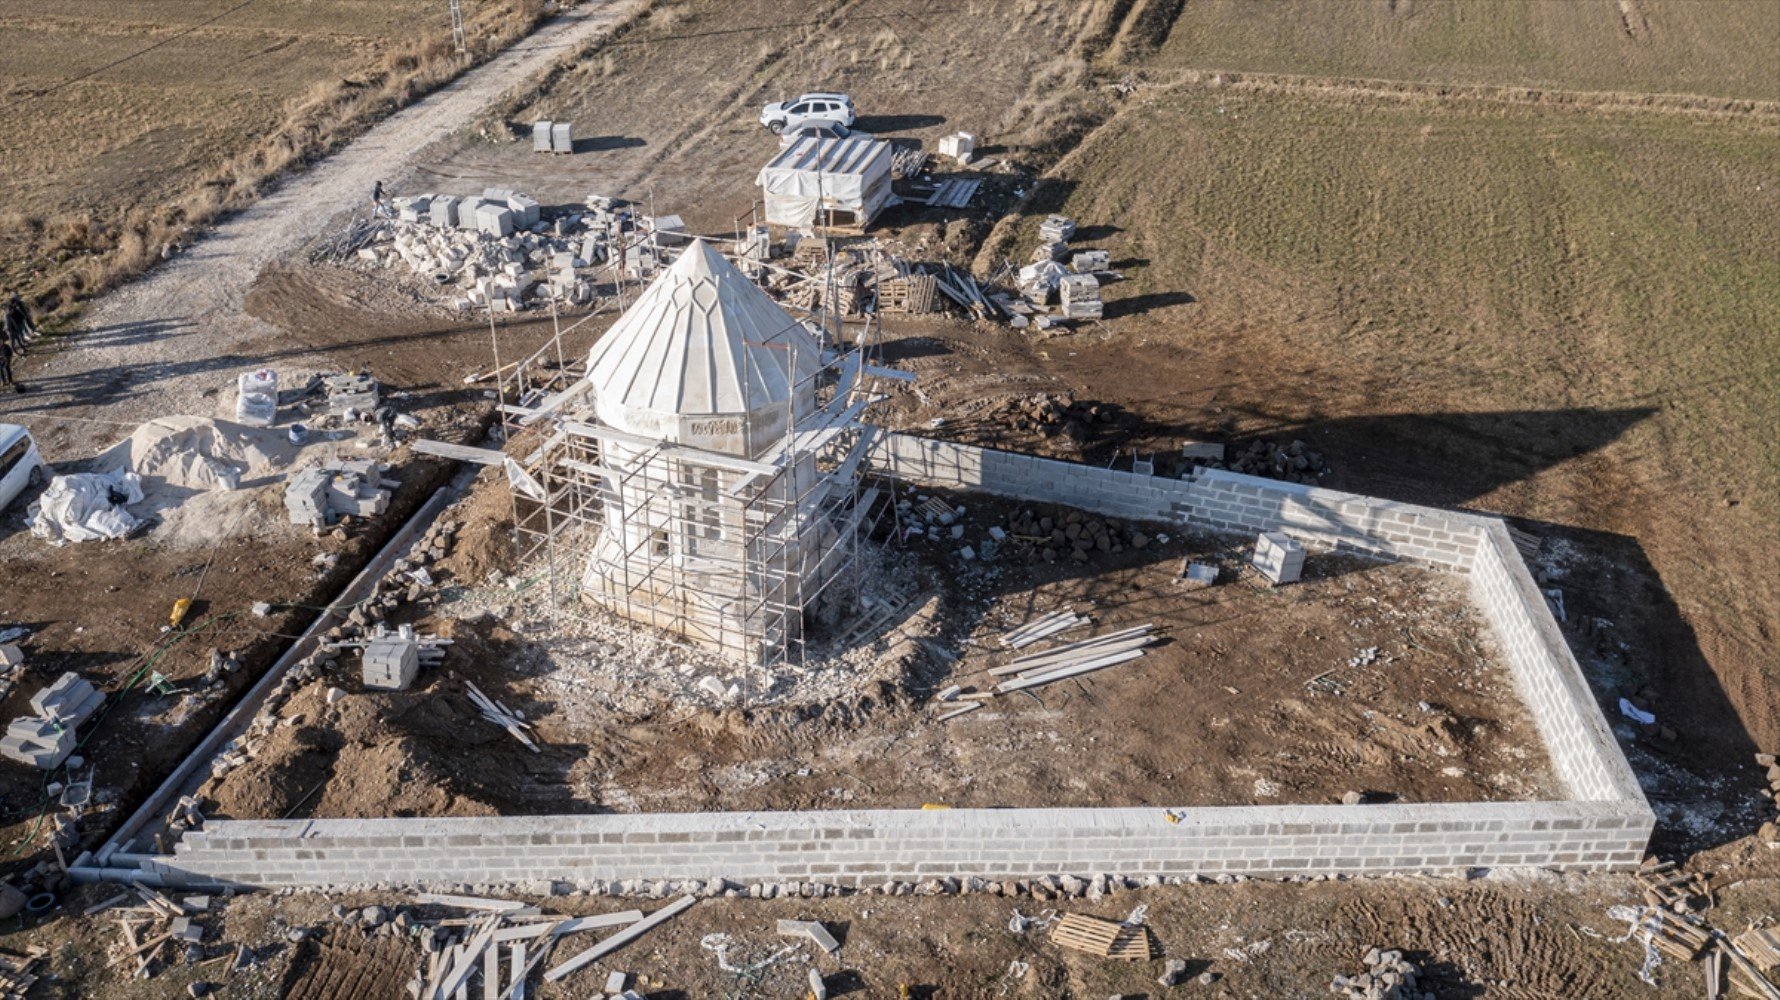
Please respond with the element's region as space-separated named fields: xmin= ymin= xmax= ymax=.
xmin=776 ymin=120 xmax=866 ymax=147
xmin=759 ymin=92 xmax=856 ymax=134
xmin=0 ymin=424 xmax=45 ymax=514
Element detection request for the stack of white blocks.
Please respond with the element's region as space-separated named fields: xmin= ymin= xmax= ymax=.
xmin=1252 ymin=531 xmax=1305 ymax=585
xmin=0 ymin=673 xmax=104 ymax=769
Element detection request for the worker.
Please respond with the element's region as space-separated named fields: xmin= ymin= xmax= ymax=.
xmin=371 ymin=180 xmax=387 ymax=217
xmin=0 ymin=337 xmax=15 ymax=391
xmin=373 ymin=404 xmax=398 ymax=448
xmin=3 ymin=292 xmax=30 ymax=356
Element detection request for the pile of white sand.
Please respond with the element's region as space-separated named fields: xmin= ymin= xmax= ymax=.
xmin=99 ymin=415 xmax=297 ymax=491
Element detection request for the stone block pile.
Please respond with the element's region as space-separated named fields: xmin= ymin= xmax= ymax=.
xmin=284 ymin=459 xmax=395 ymax=529
xmin=1 ymin=672 xmax=103 ymax=769
xmin=1191 ymin=437 xmax=1330 ymax=485
xmin=354 ymin=191 xmax=683 ymax=313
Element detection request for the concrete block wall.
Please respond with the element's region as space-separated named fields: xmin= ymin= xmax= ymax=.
xmin=151 ymin=801 xmax=1651 ymax=890
xmin=868 ymin=434 xmax=1486 ymax=569
xmin=1468 ymin=521 xmax=1646 ymax=804
xmin=119 ymin=438 xmax=1654 ymax=891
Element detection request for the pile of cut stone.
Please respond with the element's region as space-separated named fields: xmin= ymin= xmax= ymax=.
xmin=353 ymin=191 xmax=687 ymax=313
xmin=1195 ymin=438 xmax=1329 ymax=486
xmin=994 ymin=392 xmax=1120 ymax=443
xmin=0 ymin=672 xmax=103 ymax=769
xmin=1330 ymin=947 xmax=1432 ymax=1000
xmin=284 ymin=459 xmax=396 ymax=529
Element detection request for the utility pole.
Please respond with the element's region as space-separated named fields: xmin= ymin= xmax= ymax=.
xmin=450 ymin=0 xmax=467 ymax=54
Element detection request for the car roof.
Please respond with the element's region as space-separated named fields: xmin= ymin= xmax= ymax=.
xmin=0 ymin=424 xmax=30 ymax=449
xmin=798 ymin=92 xmax=852 ymax=103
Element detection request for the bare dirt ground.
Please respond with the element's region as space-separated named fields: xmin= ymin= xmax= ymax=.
xmin=0 ymin=0 xmax=1775 ymax=995
xmin=198 ymin=466 xmax=1554 ymax=821
xmin=14 ymin=866 xmax=1778 ymax=999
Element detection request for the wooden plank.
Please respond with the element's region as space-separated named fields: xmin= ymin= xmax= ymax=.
xmin=543 ymin=896 xmax=697 ymax=983
xmin=989 ymin=634 xmax=1156 ymax=677
xmin=411 ymin=440 xmax=509 ymax=466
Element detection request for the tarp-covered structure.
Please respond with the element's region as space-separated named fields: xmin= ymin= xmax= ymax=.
xmin=30 ymin=470 xmax=144 ymax=545
xmin=755 ymin=136 xmax=894 ymax=231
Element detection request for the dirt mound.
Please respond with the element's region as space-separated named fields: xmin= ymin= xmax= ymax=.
xmin=436 ymin=476 xmax=517 ymax=584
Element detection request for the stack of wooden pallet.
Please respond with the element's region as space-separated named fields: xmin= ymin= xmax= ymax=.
xmin=926 ymin=177 xmax=981 ymax=208
xmin=878 ymin=272 xmax=939 ymax=314
xmin=1637 ymin=858 xmax=1714 ymax=912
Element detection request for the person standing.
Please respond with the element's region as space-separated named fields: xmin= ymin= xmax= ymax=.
xmin=3 ymin=292 xmax=30 ymax=356
xmin=0 ymin=337 xmax=16 ymax=391
xmin=371 ymin=180 xmax=387 ymax=216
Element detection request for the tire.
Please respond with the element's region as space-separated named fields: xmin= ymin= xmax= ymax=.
xmin=767 ymin=119 xmax=785 ymax=135
xmin=27 ymin=465 xmax=44 ymax=488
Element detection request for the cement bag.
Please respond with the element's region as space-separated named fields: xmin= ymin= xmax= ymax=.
xmin=29 ymin=470 xmax=144 ymax=545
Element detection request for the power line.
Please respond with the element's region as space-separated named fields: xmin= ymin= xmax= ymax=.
xmin=0 ymin=0 xmax=267 ymax=114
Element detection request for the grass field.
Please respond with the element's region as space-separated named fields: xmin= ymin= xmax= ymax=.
xmin=0 ymin=0 xmax=550 ymax=315
xmin=1149 ymin=0 xmax=1780 ymax=100
xmin=1010 ymin=87 xmax=1780 ymax=754
xmin=1045 ymin=90 xmax=1780 ymax=508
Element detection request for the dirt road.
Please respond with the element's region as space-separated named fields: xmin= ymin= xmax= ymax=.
xmin=0 ymin=0 xmax=649 ymax=458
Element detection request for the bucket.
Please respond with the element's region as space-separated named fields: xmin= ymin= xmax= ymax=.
xmin=288 ymin=423 xmax=309 ymax=446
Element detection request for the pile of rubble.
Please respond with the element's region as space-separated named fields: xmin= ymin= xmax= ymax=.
xmin=993 ymin=392 xmax=1121 ymax=443
xmin=345 ymin=191 xmax=686 ymax=312
xmin=1757 ymin=750 xmax=1780 ymax=847
xmin=1330 ymin=947 xmax=1431 ymax=1000
xmin=1195 ymin=437 xmax=1330 ymax=485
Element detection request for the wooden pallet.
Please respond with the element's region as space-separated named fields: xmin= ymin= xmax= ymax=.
xmin=1738 ymin=927 xmax=1780 ymax=971
xmin=1050 ymin=914 xmax=1155 ymax=960
xmin=879 ymin=273 xmax=939 ymax=314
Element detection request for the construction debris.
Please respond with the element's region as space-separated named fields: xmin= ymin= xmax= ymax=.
xmin=463 ymin=679 xmax=541 ymax=753
xmin=106 ymin=885 xmax=211 ymax=981
xmin=998 ymin=609 xmax=1089 ymax=649
xmin=543 ymin=895 xmax=698 ymax=983
xmin=937 ymin=131 xmax=976 ymax=163
xmin=1331 ymin=946 xmax=1431 ymax=1000
xmin=990 ymin=625 xmax=1157 ymax=694
xmin=1196 ymin=437 xmax=1329 ymax=485
xmin=1636 ymin=858 xmax=1714 ymax=913
xmin=776 ymin=918 xmax=841 ymax=955
xmin=0 ymin=946 xmax=46 ymax=998
xmin=1 ymin=672 xmax=103 ymax=769
xmin=323 ymin=622 xmax=449 ymax=691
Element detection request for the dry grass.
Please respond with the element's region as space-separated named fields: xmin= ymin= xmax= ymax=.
xmin=1146 ymin=0 xmax=1780 ymax=100
xmin=0 ymin=0 xmax=564 ymax=324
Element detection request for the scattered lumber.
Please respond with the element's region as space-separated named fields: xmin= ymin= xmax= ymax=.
xmin=998 ymin=609 xmax=1088 ymax=649
xmin=1737 ymin=927 xmax=1780 ymax=971
xmin=1637 ymin=858 xmax=1714 ymax=912
xmin=463 ymin=681 xmax=541 ymax=754
xmin=544 ymin=895 xmax=698 ymax=983
xmin=934 ymin=702 xmax=981 ymax=723
xmin=1049 ymin=913 xmax=1155 ymax=960
xmin=989 ymin=625 xmax=1156 ymax=677
xmin=0 ymin=946 xmax=45 ymax=999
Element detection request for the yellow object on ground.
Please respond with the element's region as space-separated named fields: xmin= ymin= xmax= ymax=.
xmin=169 ymin=598 xmax=193 ymax=628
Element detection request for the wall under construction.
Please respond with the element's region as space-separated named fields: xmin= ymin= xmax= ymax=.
xmin=122 ymin=452 xmax=1653 ymax=891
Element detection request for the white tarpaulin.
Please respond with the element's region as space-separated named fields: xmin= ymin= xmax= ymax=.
xmin=29 ymin=470 xmax=144 ymax=545
xmin=756 ymin=136 xmax=894 ymax=229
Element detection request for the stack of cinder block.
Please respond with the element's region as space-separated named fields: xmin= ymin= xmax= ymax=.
xmin=284 ymin=460 xmax=395 ymax=528
xmin=362 ymin=627 xmax=421 ymax=691
xmin=324 ymin=372 xmax=380 ymax=416
xmin=1039 ymin=214 xmax=1076 ymax=243
xmin=1058 ymin=273 xmax=1103 ymax=320
xmin=1252 ymin=531 xmax=1305 ymax=585
xmin=0 ymin=673 xmax=104 ymax=769
xmin=533 ymin=121 xmax=554 ymax=152
xmin=937 ymin=131 xmax=976 ymax=163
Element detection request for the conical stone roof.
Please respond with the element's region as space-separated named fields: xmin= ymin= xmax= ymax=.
xmin=587 ymin=239 xmax=820 ymax=451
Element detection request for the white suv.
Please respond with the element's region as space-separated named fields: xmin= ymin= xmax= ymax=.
xmin=759 ymin=92 xmax=856 ymax=134
xmin=0 ymin=424 xmax=45 ymax=514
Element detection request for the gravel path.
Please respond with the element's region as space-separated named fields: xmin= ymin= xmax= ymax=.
xmin=0 ymin=0 xmax=645 ymax=456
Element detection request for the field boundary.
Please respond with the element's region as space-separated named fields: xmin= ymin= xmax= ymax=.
xmin=74 ymin=439 xmax=1652 ymax=890
xmin=1150 ymin=67 xmax=1780 ymax=122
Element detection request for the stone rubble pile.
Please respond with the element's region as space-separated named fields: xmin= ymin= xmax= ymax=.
xmin=1330 ymin=947 xmax=1432 ymax=1000
xmin=1196 ymin=437 xmax=1330 ymax=485
xmin=351 ymin=191 xmax=686 ymax=313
